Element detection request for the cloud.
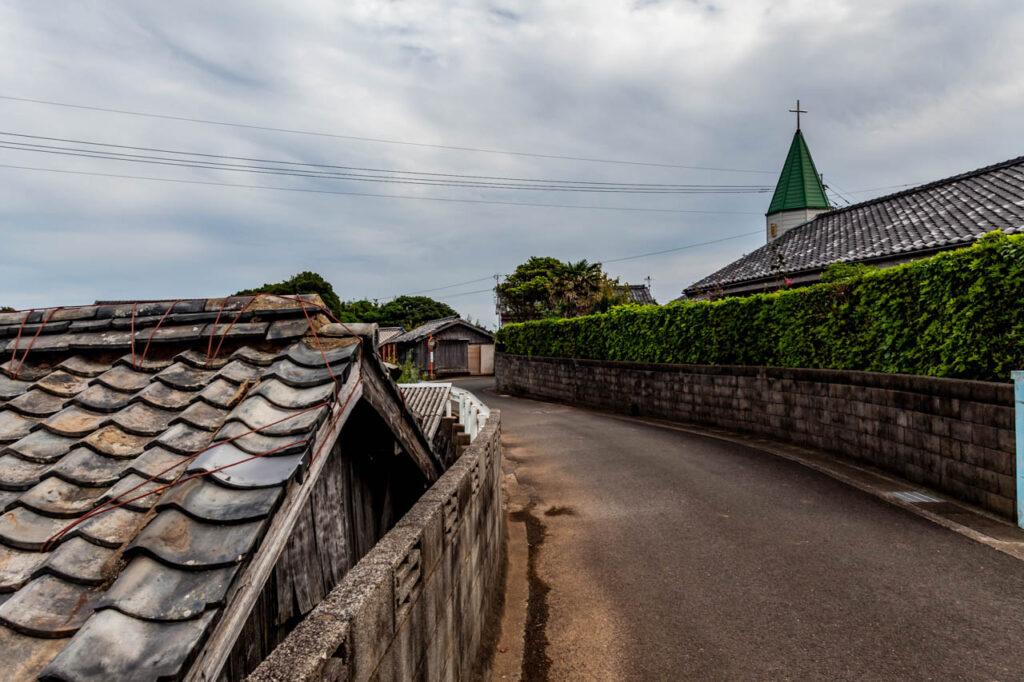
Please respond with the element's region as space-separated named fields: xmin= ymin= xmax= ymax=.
xmin=1 ymin=0 xmax=1023 ymax=322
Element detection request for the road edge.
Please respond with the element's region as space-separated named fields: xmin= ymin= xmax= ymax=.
xmin=605 ymin=412 xmax=1024 ymax=562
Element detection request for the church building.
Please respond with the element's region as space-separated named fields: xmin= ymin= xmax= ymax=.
xmin=683 ymin=106 xmax=1024 ymax=299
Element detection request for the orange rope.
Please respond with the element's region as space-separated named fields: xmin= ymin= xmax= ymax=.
xmin=21 ymin=291 xmax=374 ymax=552
xmin=10 ymin=307 xmax=62 ymax=380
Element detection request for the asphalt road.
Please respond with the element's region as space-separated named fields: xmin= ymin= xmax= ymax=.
xmin=458 ymin=377 xmax=1024 ymax=682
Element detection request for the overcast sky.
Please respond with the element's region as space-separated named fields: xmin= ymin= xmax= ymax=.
xmin=2 ymin=1 xmax=1023 ymax=325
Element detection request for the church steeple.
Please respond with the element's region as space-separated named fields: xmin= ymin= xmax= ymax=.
xmin=766 ymin=101 xmax=831 ymax=242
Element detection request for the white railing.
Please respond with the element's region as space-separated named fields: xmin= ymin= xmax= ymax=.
xmin=450 ymin=386 xmax=490 ymax=441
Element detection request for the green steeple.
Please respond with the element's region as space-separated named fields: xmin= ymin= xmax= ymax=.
xmin=766 ymin=130 xmax=830 ymax=215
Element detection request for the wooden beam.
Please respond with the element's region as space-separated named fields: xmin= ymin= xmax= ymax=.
xmin=185 ymin=370 xmax=363 ymax=682
xmin=359 ymin=350 xmax=443 ymax=482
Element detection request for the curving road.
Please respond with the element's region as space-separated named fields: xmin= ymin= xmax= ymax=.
xmin=460 ymin=377 xmax=1024 ymax=682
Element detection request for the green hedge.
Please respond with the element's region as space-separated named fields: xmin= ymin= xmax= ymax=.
xmin=496 ymin=232 xmax=1024 ymax=382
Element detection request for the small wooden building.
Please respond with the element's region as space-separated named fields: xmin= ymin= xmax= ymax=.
xmin=385 ymin=316 xmax=495 ymax=376
xmin=376 ymin=326 xmax=405 ymax=363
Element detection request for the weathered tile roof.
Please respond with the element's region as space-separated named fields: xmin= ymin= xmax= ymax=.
xmin=0 ymin=295 xmax=427 ymax=681
xmin=388 ymin=316 xmax=494 ymax=345
xmin=685 ymin=154 xmax=1024 ymax=295
xmin=377 ymin=327 xmax=405 ymax=346
xmin=398 ymin=384 xmax=451 ymax=441
xmin=615 ymin=284 xmax=656 ymax=305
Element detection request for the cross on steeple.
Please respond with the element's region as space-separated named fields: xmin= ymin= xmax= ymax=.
xmin=789 ymin=99 xmax=807 ymax=131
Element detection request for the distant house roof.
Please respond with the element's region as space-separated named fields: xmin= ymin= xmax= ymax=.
xmin=767 ymin=130 xmax=830 ymax=215
xmin=399 ymin=383 xmax=451 ymax=441
xmin=685 ymin=154 xmax=1024 ymax=296
xmin=615 ymin=284 xmax=656 ymax=305
xmin=0 ymin=294 xmax=439 ymax=680
xmin=388 ymin=316 xmax=494 ymax=345
xmin=377 ymin=326 xmax=405 ymax=346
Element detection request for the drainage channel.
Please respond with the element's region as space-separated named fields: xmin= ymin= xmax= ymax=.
xmin=509 ymin=502 xmax=552 ymax=682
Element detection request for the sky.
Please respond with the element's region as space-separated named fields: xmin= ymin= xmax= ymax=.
xmin=2 ymin=1 xmax=1024 ymax=326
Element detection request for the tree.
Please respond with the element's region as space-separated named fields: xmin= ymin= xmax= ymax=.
xmin=236 ymin=271 xmax=344 ymax=319
xmin=496 ymin=257 xmax=629 ymax=322
xmin=235 ymin=273 xmax=456 ymax=329
xmin=550 ymin=259 xmax=607 ymax=318
xmin=495 ymin=257 xmax=565 ymax=322
xmin=373 ymin=296 xmax=457 ymax=329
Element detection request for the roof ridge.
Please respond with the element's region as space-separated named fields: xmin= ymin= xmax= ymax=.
xmin=820 ymin=153 xmax=1024 ymax=219
xmin=683 ymin=152 xmax=1024 ymax=295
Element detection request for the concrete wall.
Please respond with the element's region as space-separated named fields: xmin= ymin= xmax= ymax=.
xmin=497 ymin=354 xmax=1016 ymax=519
xmin=480 ymin=345 xmax=495 ymax=375
xmin=249 ymin=412 xmax=505 ymax=682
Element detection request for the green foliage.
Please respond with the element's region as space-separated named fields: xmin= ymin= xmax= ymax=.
xmin=396 ymin=355 xmax=421 ymax=384
xmin=236 ymin=271 xmax=344 ymax=319
xmin=372 ymin=296 xmax=457 ymax=329
xmin=496 ymin=232 xmax=1024 ymax=382
xmin=496 ymin=256 xmax=628 ymax=321
xmin=236 ymin=273 xmax=455 ymax=328
xmin=820 ymin=261 xmax=878 ymax=283
xmin=0 ymin=306 xmax=13 ymax=312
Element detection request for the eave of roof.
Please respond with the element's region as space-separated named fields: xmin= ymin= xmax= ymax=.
xmin=388 ymin=316 xmax=494 ymax=345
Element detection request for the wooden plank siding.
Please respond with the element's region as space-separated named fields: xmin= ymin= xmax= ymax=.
xmin=215 ymin=399 xmax=430 ymax=680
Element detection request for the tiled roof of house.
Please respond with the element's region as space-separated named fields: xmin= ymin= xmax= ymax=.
xmin=615 ymin=284 xmax=656 ymax=305
xmin=398 ymin=384 xmax=451 ymax=441
xmin=388 ymin=316 xmax=493 ymax=345
xmin=685 ymin=154 xmax=1024 ymax=295
xmin=0 ymin=294 xmax=428 ymax=680
xmin=377 ymin=327 xmax=405 ymax=346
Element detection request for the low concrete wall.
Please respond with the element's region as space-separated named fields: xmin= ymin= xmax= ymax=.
xmin=497 ymin=354 xmax=1016 ymax=519
xmin=250 ymin=412 xmax=505 ymax=681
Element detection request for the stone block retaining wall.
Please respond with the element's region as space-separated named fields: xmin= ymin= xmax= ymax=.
xmin=497 ymin=354 xmax=1015 ymax=519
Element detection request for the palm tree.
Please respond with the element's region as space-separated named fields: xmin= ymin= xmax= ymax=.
xmin=550 ymin=260 xmax=604 ymax=317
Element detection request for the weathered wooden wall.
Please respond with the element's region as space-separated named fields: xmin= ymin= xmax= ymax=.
xmin=219 ymin=400 xmax=428 ymax=680
xmin=249 ymin=413 xmax=505 ymax=682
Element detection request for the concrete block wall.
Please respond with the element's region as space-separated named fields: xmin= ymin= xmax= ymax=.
xmin=497 ymin=354 xmax=1015 ymax=519
xmin=249 ymin=412 xmax=505 ymax=682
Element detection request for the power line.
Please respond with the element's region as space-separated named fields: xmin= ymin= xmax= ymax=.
xmin=601 ymin=231 xmax=763 ymax=264
xmin=393 ymin=275 xmax=498 ymax=298
xmin=0 ymin=131 xmax=773 ymax=189
xmin=0 ymin=163 xmax=765 ymax=214
xmin=844 ymin=181 xmax=920 ymax=195
xmin=0 ymin=94 xmax=776 ymax=174
xmin=0 ymin=136 xmax=773 ymax=194
xmin=432 ymin=287 xmax=495 ymax=299
xmin=386 ymin=231 xmax=765 ymax=301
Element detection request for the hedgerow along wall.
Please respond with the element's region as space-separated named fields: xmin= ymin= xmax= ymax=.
xmin=496 ymin=232 xmax=1024 ymax=383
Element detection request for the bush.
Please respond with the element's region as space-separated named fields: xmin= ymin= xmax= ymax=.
xmin=496 ymin=231 xmax=1024 ymax=382
xmin=397 ymin=355 xmax=421 ymax=384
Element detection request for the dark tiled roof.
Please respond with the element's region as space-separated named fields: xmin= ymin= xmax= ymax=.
xmin=686 ymin=154 xmax=1024 ymax=294
xmin=0 ymin=295 xmax=391 ymax=680
xmin=388 ymin=316 xmax=494 ymax=345
xmin=615 ymin=284 xmax=656 ymax=305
